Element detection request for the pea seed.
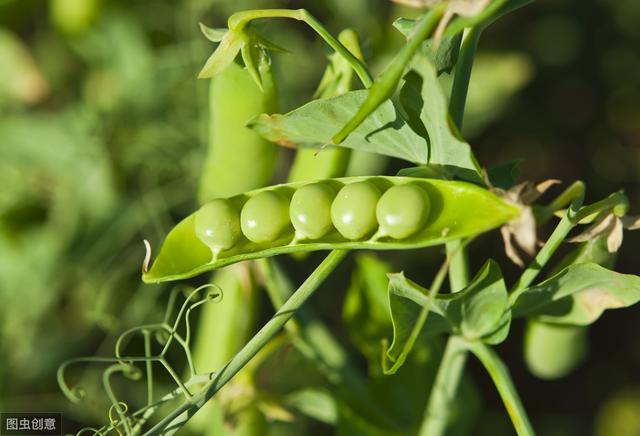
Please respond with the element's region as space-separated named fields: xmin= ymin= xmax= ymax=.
xmin=241 ymin=191 xmax=291 ymax=243
xmin=376 ymin=184 xmax=430 ymax=239
xmin=290 ymin=183 xmax=335 ymax=239
xmin=331 ymin=181 xmax=381 ymax=240
xmin=195 ymin=199 xmax=241 ymax=251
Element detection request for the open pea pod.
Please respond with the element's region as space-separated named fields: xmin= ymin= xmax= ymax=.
xmin=143 ymin=176 xmax=519 ymax=283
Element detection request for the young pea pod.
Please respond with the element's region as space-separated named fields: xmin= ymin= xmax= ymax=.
xmin=523 ymin=225 xmax=616 ymax=380
xmin=198 ymin=59 xmax=278 ymax=202
xmin=143 ymin=176 xmax=519 ymax=283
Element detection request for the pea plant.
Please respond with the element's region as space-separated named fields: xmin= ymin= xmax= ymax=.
xmin=59 ymin=1 xmax=640 ymax=435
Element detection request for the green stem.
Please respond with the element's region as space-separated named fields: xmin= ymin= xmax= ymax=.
xmin=510 ymin=191 xmax=628 ymax=300
xmin=229 ymin=9 xmax=373 ymax=87
xmin=420 ymin=23 xmax=480 ymax=436
xmin=448 ymin=28 xmax=482 ymax=129
xmin=418 ymin=336 xmax=468 ymax=436
xmin=143 ymin=250 xmax=348 ymax=436
xmin=467 ymin=341 xmax=535 ymax=436
xmin=332 ymin=3 xmax=447 ymax=144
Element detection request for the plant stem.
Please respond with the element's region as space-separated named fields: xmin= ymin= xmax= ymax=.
xmin=229 ymin=9 xmax=373 ymax=87
xmin=510 ymin=191 xmax=628 ymax=300
xmin=418 ymin=336 xmax=468 ymax=436
xmin=144 ymin=250 xmax=347 ymax=436
xmin=467 ymin=341 xmax=535 ymax=436
xmin=420 ymin=24 xmax=480 ymax=436
xmin=448 ymin=28 xmax=482 ymax=129
xmin=332 ymin=3 xmax=447 ymax=144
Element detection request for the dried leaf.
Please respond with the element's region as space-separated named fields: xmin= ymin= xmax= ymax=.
xmin=607 ymin=216 xmax=624 ymax=253
xmin=568 ymin=214 xmax=615 ymax=244
xmin=520 ymin=179 xmax=561 ymax=204
xmin=502 ymin=226 xmax=524 ymax=267
xmin=391 ymin=0 xmax=441 ymax=8
xmin=512 ymin=207 xmax=537 ymax=255
xmin=449 ymin=0 xmax=492 ymax=16
xmin=622 ymin=215 xmax=640 ymax=230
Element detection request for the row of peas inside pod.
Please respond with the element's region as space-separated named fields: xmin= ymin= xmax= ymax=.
xmin=196 ymin=176 xmax=520 ymax=254
xmin=143 ymin=177 xmax=519 ymax=282
xmin=196 ymin=179 xmax=432 ymax=250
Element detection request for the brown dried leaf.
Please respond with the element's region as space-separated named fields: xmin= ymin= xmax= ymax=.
xmin=142 ymin=239 xmax=152 ymax=273
xmin=449 ymin=0 xmax=491 ymax=16
xmin=512 ymin=207 xmax=537 ymax=255
xmin=622 ymin=215 xmax=640 ymax=230
xmin=390 ymin=0 xmax=441 ymax=8
xmin=574 ymin=287 xmax=625 ymax=321
xmin=520 ymin=179 xmax=561 ymax=204
xmin=607 ymin=216 xmax=624 ymax=253
xmin=501 ymin=225 xmax=524 ymax=267
xmin=568 ymin=214 xmax=615 ymax=244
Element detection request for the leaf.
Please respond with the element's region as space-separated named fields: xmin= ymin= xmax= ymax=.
xmin=399 ymin=60 xmax=483 ymax=182
xmin=486 ymin=159 xmax=523 ymax=190
xmin=392 ymin=17 xmax=462 ymax=76
xmin=383 ymin=261 xmax=509 ymax=372
xmin=512 ymin=263 xmax=640 ymax=325
xmin=199 ymin=22 xmax=227 ymax=42
xmin=446 ymin=260 xmax=509 ymax=340
xmin=198 ymin=30 xmax=244 ymax=79
xmin=383 ymin=273 xmax=450 ymax=374
xmin=248 ymin=90 xmax=429 ymax=163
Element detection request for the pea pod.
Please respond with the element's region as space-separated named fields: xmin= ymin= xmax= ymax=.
xmin=143 ymin=176 xmax=519 ymax=283
xmin=198 ymin=60 xmax=278 ymax=202
xmin=523 ymin=224 xmax=616 ymax=380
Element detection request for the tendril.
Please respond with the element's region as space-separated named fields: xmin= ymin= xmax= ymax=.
xmin=58 ymin=283 xmax=224 ymax=433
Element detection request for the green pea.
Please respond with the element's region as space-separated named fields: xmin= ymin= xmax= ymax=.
xmin=290 ymin=183 xmax=335 ymax=239
xmin=195 ymin=199 xmax=241 ymax=252
xmin=331 ymin=181 xmax=381 ymax=240
xmin=241 ymin=191 xmax=291 ymax=243
xmin=376 ymin=184 xmax=430 ymax=239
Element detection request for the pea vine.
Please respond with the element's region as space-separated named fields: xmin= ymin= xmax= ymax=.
xmin=59 ymin=1 xmax=640 ymax=435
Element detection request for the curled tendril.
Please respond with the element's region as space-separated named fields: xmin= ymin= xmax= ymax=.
xmin=58 ymin=283 xmax=224 ymax=432
xmin=76 ymin=427 xmax=103 ymax=435
xmin=58 ymin=357 xmax=128 ymax=404
xmin=108 ymin=402 xmax=128 ymax=428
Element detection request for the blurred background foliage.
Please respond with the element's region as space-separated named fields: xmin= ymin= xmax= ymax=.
xmin=0 ymin=0 xmax=638 ymax=434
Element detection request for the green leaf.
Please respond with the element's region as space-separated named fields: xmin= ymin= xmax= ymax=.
xmin=391 ymin=17 xmax=415 ymax=37
xmin=512 ymin=263 xmax=640 ymax=325
xmin=446 ymin=260 xmax=509 ymax=340
xmin=399 ymin=60 xmax=483 ymax=182
xmin=240 ymin=35 xmax=263 ymax=90
xmin=199 ymin=22 xmax=227 ymax=42
xmin=383 ymin=273 xmax=450 ymax=374
xmin=198 ymin=30 xmax=244 ymax=79
xmin=382 ymin=261 xmax=509 ymax=372
xmin=248 ymin=90 xmax=429 ymax=163
xmin=486 ymin=159 xmax=523 ymax=190
xmin=392 ymin=17 xmax=462 ymax=76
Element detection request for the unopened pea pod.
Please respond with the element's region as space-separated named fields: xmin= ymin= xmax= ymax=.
xmin=142 ymin=176 xmax=520 ymax=283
